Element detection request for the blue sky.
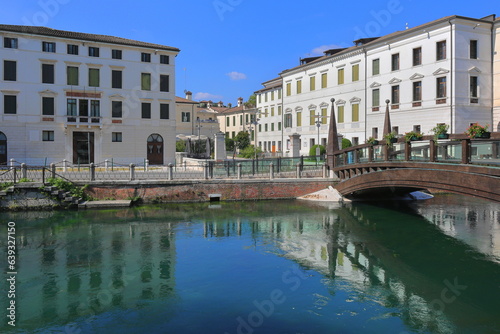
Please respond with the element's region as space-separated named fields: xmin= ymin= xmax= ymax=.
xmin=0 ymin=0 xmax=497 ymax=105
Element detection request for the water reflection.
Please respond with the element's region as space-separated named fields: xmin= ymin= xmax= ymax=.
xmin=0 ymin=197 xmax=499 ymax=333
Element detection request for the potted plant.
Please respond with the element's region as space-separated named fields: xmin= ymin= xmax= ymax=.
xmin=366 ymin=137 xmax=379 ymax=145
xmin=383 ymin=132 xmax=398 ymax=145
xmin=404 ymin=131 xmax=423 ymax=142
xmin=431 ymin=123 xmax=450 ymax=140
xmin=465 ymin=123 xmax=490 ymax=139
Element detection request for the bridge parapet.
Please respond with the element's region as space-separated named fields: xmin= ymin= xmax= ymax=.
xmin=329 ymin=134 xmax=500 ymax=202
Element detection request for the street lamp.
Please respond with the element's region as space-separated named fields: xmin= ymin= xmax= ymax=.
xmin=313 ymin=112 xmax=326 ymax=160
xmin=246 ymin=116 xmax=260 ymax=160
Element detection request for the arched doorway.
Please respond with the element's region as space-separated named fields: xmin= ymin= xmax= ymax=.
xmin=147 ymin=134 xmax=164 ymax=165
xmin=0 ymin=132 xmax=7 ymax=165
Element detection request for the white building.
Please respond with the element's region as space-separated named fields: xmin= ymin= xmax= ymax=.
xmin=255 ymin=14 xmax=497 ymax=156
xmin=0 ymin=25 xmax=179 ymax=166
xmin=254 ymin=77 xmax=283 ymax=154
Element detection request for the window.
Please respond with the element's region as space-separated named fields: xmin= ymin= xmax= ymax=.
xmin=284 ymin=114 xmax=292 ymax=128
xmin=296 ymin=80 xmax=302 ymax=94
xmin=271 ymin=91 xmax=275 ymax=100
xmin=42 ymin=64 xmax=55 ymax=84
xmin=42 ymin=97 xmax=54 ymax=115
xmin=413 ymin=47 xmax=422 ymax=66
xmin=141 ymin=53 xmax=151 ymax=62
xmin=159 ymin=103 xmax=170 ymax=119
xmin=67 ymin=66 xmax=79 ymax=86
xmin=271 ymin=107 xmax=274 ymax=116
xmin=286 ymin=83 xmax=291 ymax=96
xmin=372 ymin=127 xmax=378 ymax=139
xmin=436 ymin=77 xmax=447 ymax=98
xmin=321 ymin=73 xmax=327 ymax=88
xmin=4 ymin=95 xmax=16 ymax=114
xmin=278 ymin=122 xmax=282 ymax=131
xmin=67 ymin=44 xmax=79 ymax=55
xmin=372 ymin=59 xmax=380 ymax=75
xmin=391 ymin=85 xmax=400 ymax=105
xmin=338 ymin=68 xmax=344 ymax=84
xmin=470 ymin=40 xmax=478 ymax=59
xmin=338 ymin=106 xmax=344 ymax=123
xmin=271 ymin=123 xmax=274 ymax=131
xmin=112 ymin=49 xmax=122 ymax=59
xmin=392 ymin=126 xmax=399 ymax=134
xmin=67 ymin=99 xmax=77 ymax=116
xmin=4 ymin=37 xmax=18 ymax=49
xmin=321 ymin=108 xmax=327 ymax=125
xmin=413 ymin=125 xmax=421 ymax=133
xmin=436 ymin=41 xmax=446 ymax=60
xmin=278 ymin=89 xmax=281 ymax=99
xmin=265 ymin=92 xmax=268 ymax=102
xmin=160 ymin=55 xmax=169 ymax=64
xmin=372 ymin=89 xmax=380 ymax=107
xmin=112 ymin=132 xmax=122 ymax=142
xmin=160 ymin=75 xmax=169 ymax=92
xmin=42 ymin=41 xmax=56 ymax=53
xmin=296 ymin=112 xmax=302 ymax=126
xmin=233 ymin=115 xmax=236 ymax=126
xmin=258 ymin=94 xmax=262 ymax=104
xmin=3 ymin=60 xmax=16 ymax=81
xmin=352 ymin=64 xmax=359 ymax=82
xmin=352 ymin=104 xmax=359 ymax=122
xmin=391 ymin=53 xmax=399 ymax=71
xmin=42 ymin=131 xmax=54 ymax=141
xmin=88 ymin=47 xmax=100 ymax=57
xmin=413 ymin=81 xmax=422 ymax=101
xmin=278 ymin=106 xmax=282 ymax=115
xmin=310 ymin=76 xmax=315 ymax=91
xmin=141 ymin=73 xmax=151 ymax=90
xmin=470 ymin=76 xmax=478 ymax=102
xmin=265 ymin=124 xmax=268 ymax=132
xmin=226 ymin=117 xmax=230 ymax=127
xmin=309 ymin=110 xmax=316 ymax=126
xmin=89 ymin=68 xmax=100 ymax=87
xmin=112 ymin=70 xmax=122 ymax=89
xmin=141 ymin=103 xmax=151 ymax=119
xmin=112 ymin=101 xmax=122 ymax=118
xmin=90 ymin=100 xmax=100 ymax=117
xmin=182 ymin=112 xmax=191 ymax=122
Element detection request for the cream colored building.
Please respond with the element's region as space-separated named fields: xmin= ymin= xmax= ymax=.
xmin=0 ymin=25 xmax=179 ymax=166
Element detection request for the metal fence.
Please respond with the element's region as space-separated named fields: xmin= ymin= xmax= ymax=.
xmin=0 ymin=156 xmax=328 ymax=184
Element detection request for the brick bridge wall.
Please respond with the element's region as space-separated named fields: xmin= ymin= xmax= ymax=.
xmin=82 ymin=179 xmax=335 ymax=203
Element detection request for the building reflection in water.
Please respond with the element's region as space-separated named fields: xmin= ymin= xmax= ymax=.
xmin=10 ymin=220 xmax=176 ymax=330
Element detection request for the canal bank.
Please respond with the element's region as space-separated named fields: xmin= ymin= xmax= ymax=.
xmin=0 ymin=179 xmax=336 ymax=210
xmin=81 ymin=178 xmax=336 ymax=203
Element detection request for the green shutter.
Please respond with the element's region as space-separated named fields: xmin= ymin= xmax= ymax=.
xmin=310 ymin=76 xmax=315 ymax=91
xmin=310 ymin=110 xmax=315 ymax=126
xmin=338 ymin=69 xmax=344 ymax=85
xmin=352 ymin=64 xmax=359 ymax=82
xmin=67 ymin=66 xmax=78 ymax=85
xmin=321 ymin=108 xmax=327 ymax=125
xmin=89 ymin=68 xmax=99 ymax=87
xmin=338 ymin=106 xmax=344 ymax=123
xmin=297 ymin=112 xmax=302 ymax=127
xmin=321 ymin=73 xmax=327 ymax=88
xmin=352 ymin=104 xmax=359 ymax=122
xmin=141 ymin=73 xmax=151 ymax=90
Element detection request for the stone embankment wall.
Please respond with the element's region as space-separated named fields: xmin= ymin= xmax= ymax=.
xmin=82 ymin=179 xmax=335 ymax=203
xmin=0 ymin=183 xmax=60 ymax=211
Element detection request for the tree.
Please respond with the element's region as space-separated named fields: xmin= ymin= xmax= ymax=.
xmin=245 ymin=94 xmax=256 ymax=108
xmin=176 ymin=140 xmax=186 ymax=152
xmin=309 ymin=145 xmax=326 ymax=156
xmin=225 ymin=137 xmax=235 ymax=151
xmin=342 ymin=138 xmax=352 ymax=149
xmin=234 ymin=131 xmax=250 ymax=149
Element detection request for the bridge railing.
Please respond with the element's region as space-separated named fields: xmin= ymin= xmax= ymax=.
xmin=331 ymin=134 xmax=500 ymax=168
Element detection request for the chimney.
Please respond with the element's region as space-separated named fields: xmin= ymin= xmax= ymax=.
xmin=218 ymin=101 xmax=223 ymax=107
xmin=185 ymin=91 xmax=192 ymax=100
xmin=207 ymin=100 xmax=212 ymax=108
xmin=237 ymin=97 xmax=243 ymax=107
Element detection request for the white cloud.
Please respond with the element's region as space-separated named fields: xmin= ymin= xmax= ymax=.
xmin=194 ymin=92 xmax=223 ymax=101
xmin=226 ymin=71 xmax=247 ymax=81
xmin=310 ymin=44 xmax=343 ymax=56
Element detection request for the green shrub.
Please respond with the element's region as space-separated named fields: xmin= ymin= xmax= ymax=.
xmin=238 ymin=145 xmax=262 ymax=159
xmin=342 ymin=138 xmax=352 ymax=149
xmin=309 ymin=145 xmax=326 ymax=156
xmin=176 ymin=140 xmax=186 ymax=152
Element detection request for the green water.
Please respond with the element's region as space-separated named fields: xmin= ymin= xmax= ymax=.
xmin=1 ymin=195 xmax=499 ymax=334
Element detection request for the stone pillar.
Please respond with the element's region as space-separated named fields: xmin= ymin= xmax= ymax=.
xmin=214 ymin=132 xmax=227 ymax=161
xmin=289 ymin=133 xmax=301 ymax=158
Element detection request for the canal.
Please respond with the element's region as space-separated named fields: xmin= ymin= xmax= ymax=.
xmin=1 ymin=195 xmax=499 ymax=334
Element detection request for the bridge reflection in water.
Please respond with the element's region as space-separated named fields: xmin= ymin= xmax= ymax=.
xmin=331 ymin=136 xmax=500 ymax=202
xmin=1 ymin=198 xmax=499 ymax=333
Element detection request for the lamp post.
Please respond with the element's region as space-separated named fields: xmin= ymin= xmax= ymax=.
xmin=314 ymin=112 xmax=327 ymax=160
xmin=247 ymin=116 xmax=259 ymax=160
